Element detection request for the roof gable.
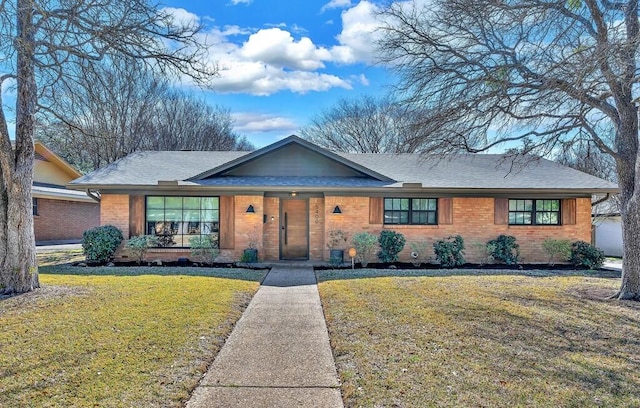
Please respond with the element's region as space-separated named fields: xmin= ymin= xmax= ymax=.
xmin=189 ymin=135 xmax=394 ymax=182
xmin=33 ymin=141 xmax=82 ymax=185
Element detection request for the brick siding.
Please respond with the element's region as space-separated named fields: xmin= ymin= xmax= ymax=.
xmin=34 ymin=198 xmax=100 ymax=242
xmin=101 ymin=193 xmax=592 ymax=264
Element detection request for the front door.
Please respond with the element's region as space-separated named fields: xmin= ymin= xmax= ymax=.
xmin=280 ymin=199 xmax=309 ymax=260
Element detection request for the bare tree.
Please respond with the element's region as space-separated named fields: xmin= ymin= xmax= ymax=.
xmin=300 ymin=95 xmax=440 ymax=153
xmin=378 ymin=0 xmax=640 ymax=300
xmin=38 ymin=59 xmax=253 ymax=171
xmin=148 ymin=91 xmax=252 ymax=153
xmin=0 ymin=0 xmax=216 ymax=294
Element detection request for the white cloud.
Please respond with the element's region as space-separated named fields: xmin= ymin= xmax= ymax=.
xmin=178 ymin=1 xmax=384 ymax=95
xmin=240 ymin=28 xmax=331 ymax=71
xmin=321 ymin=0 xmax=353 ymax=13
xmin=232 ymin=112 xmax=299 ymax=133
xmin=212 ymin=60 xmax=351 ymax=95
xmin=335 ymin=1 xmax=381 ymax=63
xmin=229 ymin=0 xmax=251 ymax=5
xmin=161 ymin=7 xmax=200 ymax=31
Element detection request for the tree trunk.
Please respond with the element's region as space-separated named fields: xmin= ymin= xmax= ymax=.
xmin=0 ymin=0 xmax=39 ymax=294
xmin=618 ymin=195 xmax=640 ymax=300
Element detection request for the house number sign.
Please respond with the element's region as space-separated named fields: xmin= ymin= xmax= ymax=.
xmin=314 ymin=203 xmax=320 ymax=224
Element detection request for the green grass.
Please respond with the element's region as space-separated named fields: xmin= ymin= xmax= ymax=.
xmin=318 ymin=269 xmax=640 ymax=407
xmin=0 ymin=266 xmax=266 ymax=407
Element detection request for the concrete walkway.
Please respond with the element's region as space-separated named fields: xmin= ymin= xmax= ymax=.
xmin=186 ymin=266 xmax=343 ymax=408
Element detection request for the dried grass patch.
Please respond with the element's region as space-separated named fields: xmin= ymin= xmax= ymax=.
xmin=319 ymin=272 xmax=640 ymax=407
xmin=0 ymin=270 xmax=263 ymax=407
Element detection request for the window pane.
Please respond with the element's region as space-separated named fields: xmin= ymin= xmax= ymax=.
xmin=165 ymin=209 xmax=182 ymax=221
xmin=523 ymin=213 xmax=532 ymax=224
xmin=165 ymin=197 xmax=182 ymax=208
xmin=147 ymin=196 xmax=164 ymax=209
xmin=509 ymin=213 xmax=516 ymax=224
xmin=400 ymin=199 xmax=409 ymax=210
xmin=399 ymin=212 xmax=409 ymax=224
xmin=412 ymin=212 xmax=426 ymax=224
xmin=202 ymin=197 xmax=219 ymax=210
xmin=183 ymin=197 xmax=201 ymax=209
xmin=428 ymin=199 xmax=437 ymax=211
xmin=551 ymin=200 xmax=559 ymax=211
xmin=524 ymin=200 xmax=533 ymax=211
xmin=427 ymin=212 xmax=437 ymax=224
xmin=186 ymin=222 xmax=201 ymax=234
xmin=509 ymin=200 xmax=517 ymax=211
xmin=183 ymin=209 xmax=200 ymax=221
xmin=384 ymin=199 xmax=393 ymax=210
xmin=202 ymin=209 xmax=219 ymax=222
xmin=146 ymin=209 xmax=164 ymax=221
xmin=550 ymin=213 xmax=558 ymax=224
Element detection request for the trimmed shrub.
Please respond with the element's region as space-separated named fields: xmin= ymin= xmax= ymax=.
xmin=82 ymin=225 xmax=124 ymax=263
xmin=542 ymin=238 xmax=572 ymax=266
xmin=125 ymin=235 xmax=159 ymax=264
xmin=377 ymin=230 xmax=406 ymax=263
xmin=189 ymin=235 xmax=220 ymax=264
xmin=487 ymin=234 xmax=520 ymax=265
xmin=352 ymin=232 xmax=378 ymax=267
xmin=433 ymin=235 xmax=465 ymax=268
xmin=570 ymin=241 xmax=605 ymax=269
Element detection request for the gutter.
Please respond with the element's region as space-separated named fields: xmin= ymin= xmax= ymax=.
xmin=591 ymin=193 xmax=610 ymax=207
xmin=86 ymin=189 xmax=101 ymax=203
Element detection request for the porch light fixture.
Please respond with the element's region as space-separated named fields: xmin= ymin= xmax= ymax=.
xmin=246 ymin=204 xmax=255 ymax=213
xmin=332 ymin=205 xmax=342 ymax=214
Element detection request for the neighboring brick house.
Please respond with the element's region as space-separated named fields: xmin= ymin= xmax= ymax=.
xmin=68 ymin=136 xmax=617 ymax=263
xmin=33 ymin=141 xmax=100 ymax=243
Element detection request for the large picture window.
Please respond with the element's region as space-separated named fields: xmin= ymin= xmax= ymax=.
xmin=384 ymin=198 xmax=437 ymax=225
xmin=509 ymin=199 xmax=560 ymax=225
xmin=146 ymin=196 xmax=219 ymax=247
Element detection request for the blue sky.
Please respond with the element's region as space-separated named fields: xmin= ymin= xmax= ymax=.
xmin=161 ymin=0 xmax=393 ymax=147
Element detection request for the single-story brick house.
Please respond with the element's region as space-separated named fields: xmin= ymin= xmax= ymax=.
xmin=33 ymin=141 xmax=100 ymax=243
xmin=68 ymin=135 xmax=617 ymax=263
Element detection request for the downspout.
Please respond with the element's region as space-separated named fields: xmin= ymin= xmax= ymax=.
xmin=86 ymin=189 xmax=101 ymax=203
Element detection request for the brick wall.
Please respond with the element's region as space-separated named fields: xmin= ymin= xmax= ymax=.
xmin=100 ymin=193 xmax=593 ymax=264
xmin=322 ymin=196 xmax=591 ymax=264
xmin=34 ymin=198 xmax=100 ymax=242
xmin=227 ymin=195 xmax=264 ymax=262
xmin=309 ymin=197 xmax=325 ymax=260
xmin=100 ymin=194 xmax=130 ymax=238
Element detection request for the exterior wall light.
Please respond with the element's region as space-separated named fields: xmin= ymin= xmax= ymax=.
xmin=246 ymin=204 xmax=255 ymax=213
xmin=332 ymin=205 xmax=342 ymax=214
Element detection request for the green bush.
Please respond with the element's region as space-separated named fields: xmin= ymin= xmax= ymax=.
xmin=240 ymin=249 xmax=258 ymax=263
xmin=189 ymin=235 xmax=220 ymax=264
xmin=125 ymin=235 xmax=159 ymax=264
xmin=352 ymin=232 xmax=378 ymax=267
xmin=433 ymin=235 xmax=466 ymax=268
xmin=570 ymin=241 xmax=605 ymax=269
xmin=377 ymin=230 xmax=406 ymax=263
xmin=82 ymin=225 xmax=124 ymax=263
xmin=487 ymin=234 xmax=520 ymax=265
xmin=542 ymin=238 xmax=572 ymax=266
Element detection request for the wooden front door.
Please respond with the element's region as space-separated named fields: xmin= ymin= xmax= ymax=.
xmin=280 ymin=199 xmax=309 ymax=260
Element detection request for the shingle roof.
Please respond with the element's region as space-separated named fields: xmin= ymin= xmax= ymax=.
xmin=69 ymin=138 xmax=618 ymax=193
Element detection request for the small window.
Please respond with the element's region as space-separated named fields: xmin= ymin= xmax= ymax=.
xmin=384 ymin=198 xmax=437 ymax=225
xmin=508 ymin=199 xmax=560 ymax=225
xmin=32 ymin=198 xmax=38 ymax=216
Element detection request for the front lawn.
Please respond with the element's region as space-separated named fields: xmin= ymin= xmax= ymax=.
xmin=0 ymin=266 xmax=265 ymax=407
xmin=318 ymin=269 xmax=640 ymax=407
